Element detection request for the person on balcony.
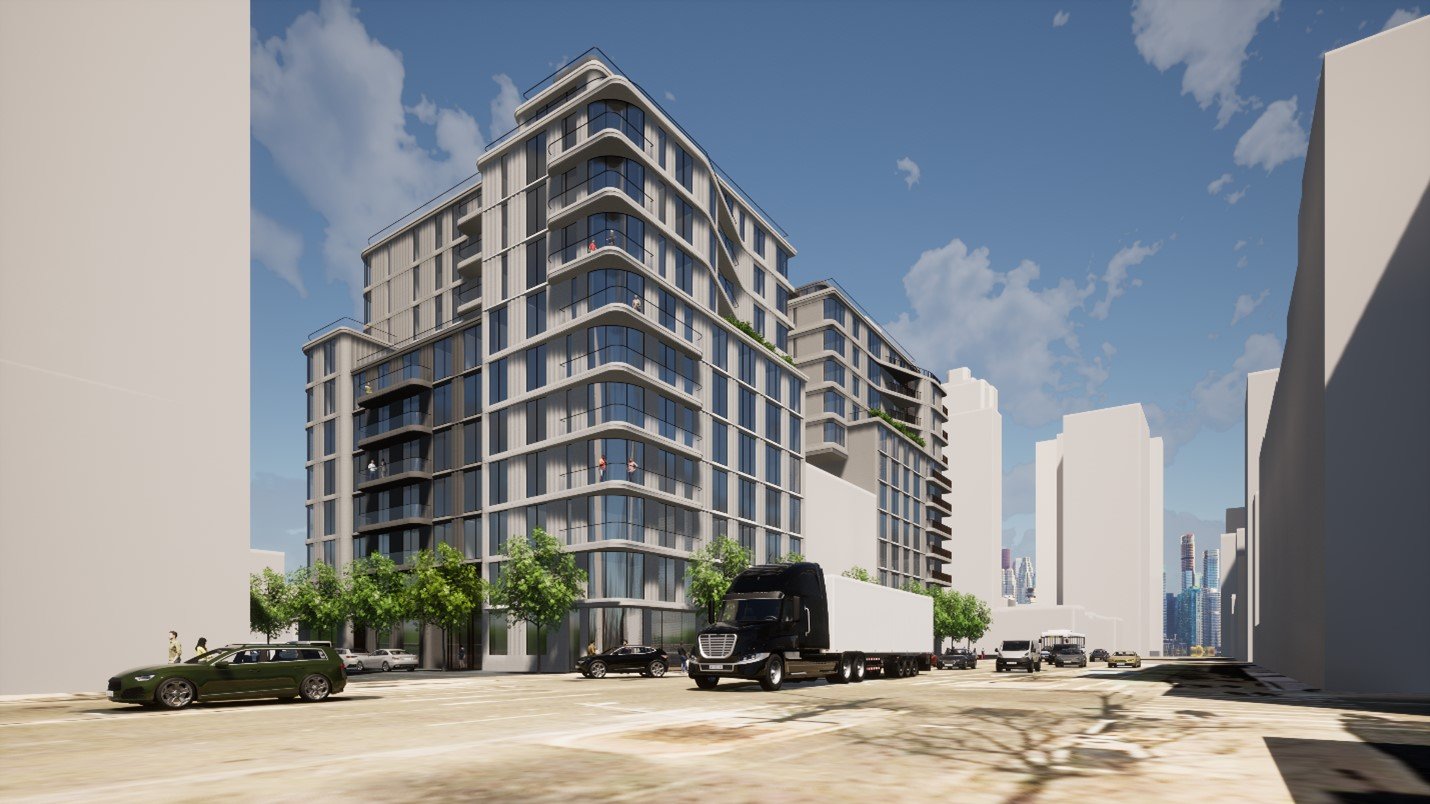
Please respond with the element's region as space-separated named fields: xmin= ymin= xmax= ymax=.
xmin=367 ymin=457 xmax=377 ymax=477
xmin=626 ymin=458 xmax=639 ymax=479
xmin=587 ymin=238 xmax=596 ymax=252
xmin=630 ymin=295 xmax=643 ymax=312
xmin=605 ymin=229 xmax=616 ymax=246
xmin=597 ymin=454 xmax=607 ymax=479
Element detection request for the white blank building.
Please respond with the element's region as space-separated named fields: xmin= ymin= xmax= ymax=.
xmin=940 ymin=368 xmax=1002 ymax=608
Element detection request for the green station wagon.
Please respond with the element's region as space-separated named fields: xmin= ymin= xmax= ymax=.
xmin=107 ymin=643 xmax=347 ymax=709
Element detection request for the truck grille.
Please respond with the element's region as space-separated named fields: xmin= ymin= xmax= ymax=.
xmin=699 ymin=633 xmax=736 ymax=659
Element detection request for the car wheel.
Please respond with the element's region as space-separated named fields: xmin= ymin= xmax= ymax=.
xmin=851 ymin=654 xmax=866 ymax=683
xmin=759 ymin=655 xmax=785 ymax=691
xmin=381 ymin=661 xmax=391 ymax=672
xmin=156 ymin=678 xmax=195 ymax=710
xmin=299 ymin=674 xmax=331 ymax=702
xmin=588 ymin=660 xmax=607 ymax=679
xmin=407 ymin=666 xmax=416 ymax=672
xmin=648 ymin=661 xmax=667 ymax=678
xmin=693 ymin=675 xmax=719 ymax=690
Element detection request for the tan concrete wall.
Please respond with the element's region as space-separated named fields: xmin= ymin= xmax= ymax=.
xmin=0 ymin=0 xmax=250 ymax=693
xmin=941 ymin=369 xmax=1002 ymax=608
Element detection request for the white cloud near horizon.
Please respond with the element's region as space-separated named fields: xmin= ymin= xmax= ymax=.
xmin=1226 ymin=186 xmax=1249 ymax=205
xmin=251 ymin=209 xmax=307 ymax=298
xmin=1207 ymin=173 xmax=1234 ymax=195
xmin=488 ymin=74 xmax=521 ymax=141
xmin=1090 ymin=240 xmax=1162 ymax=320
xmin=896 ymin=157 xmax=921 ymax=189
xmin=1131 ymin=0 xmax=1281 ymax=129
xmin=251 ymin=0 xmax=490 ymax=309
xmin=1230 ymin=289 xmax=1270 ymax=325
xmin=1146 ymin=331 xmax=1283 ymax=460
xmin=1234 ymin=97 xmax=1309 ymax=173
xmin=1053 ymin=10 xmax=1071 ymax=27
xmin=884 ymin=238 xmax=1104 ymax=427
xmin=1383 ymin=7 xmax=1423 ymax=30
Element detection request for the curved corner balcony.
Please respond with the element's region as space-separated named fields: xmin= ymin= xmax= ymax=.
xmin=355 ymin=504 xmax=431 ymax=534
xmin=548 ymin=227 xmax=656 ymax=282
xmin=560 ymin=342 xmax=701 ymax=403
xmin=547 ymin=109 xmax=656 ymax=170
xmin=560 ymin=520 xmax=697 ymax=553
xmin=547 ymin=169 xmax=656 ymax=225
xmin=356 ymin=364 xmax=432 ymax=408
xmin=550 ymin=284 xmax=701 ymax=346
xmin=356 ymin=457 xmax=432 ymax=492
xmin=559 ymin=461 xmax=700 ymax=504
xmin=561 ymin=402 xmax=701 ymax=455
xmin=356 ymin=411 xmax=431 ymax=449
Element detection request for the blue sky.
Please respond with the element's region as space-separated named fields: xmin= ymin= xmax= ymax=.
xmin=249 ymin=0 xmax=1421 ymax=576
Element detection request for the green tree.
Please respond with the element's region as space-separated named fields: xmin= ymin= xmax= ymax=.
xmin=841 ymin=566 xmax=876 ymax=583
xmin=487 ymin=528 xmax=586 ymax=673
xmin=408 ymin=543 xmax=487 ymax=670
xmin=346 ymin=554 xmax=410 ymax=649
xmin=775 ymin=551 xmax=805 ymax=564
xmin=686 ymin=534 xmax=752 ymax=623
xmin=287 ymin=562 xmax=347 ymax=643
xmin=952 ymin=592 xmax=992 ymax=646
xmin=249 ymin=568 xmax=294 ymax=644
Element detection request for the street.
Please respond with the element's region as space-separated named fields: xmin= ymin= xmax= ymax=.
xmin=1 ymin=660 xmax=1426 ymax=802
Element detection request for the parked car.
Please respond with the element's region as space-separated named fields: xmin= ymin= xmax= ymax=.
xmin=107 ymin=643 xmax=345 ymax=710
xmin=1052 ymin=646 xmax=1088 ymax=668
xmin=334 ymin=648 xmax=365 ymax=673
xmin=937 ymin=649 xmax=978 ymax=670
xmin=356 ymin=648 xmax=419 ymax=672
xmin=1089 ymin=648 xmax=1110 ymax=662
xmin=1107 ymin=651 xmax=1142 ymax=668
xmin=996 ymin=640 xmax=1041 ymax=673
xmin=576 ymin=645 xmax=669 ymax=678
xmin=1039 ymin=648 xmax=1053 ymax=664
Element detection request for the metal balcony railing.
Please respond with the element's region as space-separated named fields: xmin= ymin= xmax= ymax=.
xmin=562 ymin=402 xmax=700 ymax=450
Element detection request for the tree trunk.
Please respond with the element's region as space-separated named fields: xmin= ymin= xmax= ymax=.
xmin=535 ymin=624 xmax=542 ymax=673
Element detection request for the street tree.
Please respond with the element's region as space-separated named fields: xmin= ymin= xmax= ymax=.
xmin=249 ymin=568 xmax=294 ymax=644
xmin=953 ymin=592 xmax=992 ymax=646
xmin=408 ymin=543 xmax=486 ymax=670
xmin=346 ymin=554 xmax=410 ymax=649
xmin=686 ymin=535 xmax=752 ymax=623
xmin=775 ymin=551 xmax=805 ymax=564
xmin=487 ymin=528 xmax=585 ymax=672
xmin=841 ymin=566 xmax=876 ymax=583
xmin=287 ymin=562 xmax=347 ymax=643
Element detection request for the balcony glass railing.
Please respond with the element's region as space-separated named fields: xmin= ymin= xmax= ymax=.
xmin=456 ymin=237 xmax=482 ymax=263
xmin=559 ymin=521 xmax=696 ymax=552
xmin=357 ymin=457 xmax=431 ymax=484
xmin=550 ymin=228 xmax=653 ymax=273
xmin=552 ymin=285 xmax=700 ymax=343
xmin=357 ymin=364 xmax=431 ymax=398
xmin=549 ymin=108 xmax=653 ymax=161
xmin=562 ymin=342 xmax=700 ymax=398
xmin=356 ymin=504 xmax=431 ymax=528
xmin=357 ymin=411 xmax=428 ymax=441
xmin=457 ymin=282 xmax=482 ymax=307
xmin=560 ymin=461 xmax=699 ymax=501
xmin=562 ymin=402 xmax=700 ymax=449
xmin=549 ymin=168 xmax=652 ymax=216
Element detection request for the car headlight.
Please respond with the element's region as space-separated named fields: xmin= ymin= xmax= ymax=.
xmin=134 ymin=674 xmax=156 ymax=682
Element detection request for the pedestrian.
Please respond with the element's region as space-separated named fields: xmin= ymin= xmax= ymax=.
xmin=587 ymin=641 xmax=598 ymax=656
xmin=678 ymin=647 xmax=687 ymax=671
xmin=597 ymin=454 xmax=607 ymax=479
xmin=626 ymin=457 xmax=638 ymax=478
xmin=457 ymin=644 xmax=466 ymax=670
xmin=606 ymin=229 xmax=616 ymax=246
xmin=167 ymin=630 xmax=181 ymax=664
xmin=587 ymin=238 xmax=597 ymax=252
xmin=367 ymin=456 xmax=377 ymax=476
xmin=621 ymin=639 xmax=628 ymax=648
xmin=193 ymin=636 xmax=209 ymax=658
xmin=363 ymin=381 xmax=372 ymax=395
xmin=379 ymin=457 xmax=388 ymax=476
xmin=631 ymin=295 xmax=643 ymax=312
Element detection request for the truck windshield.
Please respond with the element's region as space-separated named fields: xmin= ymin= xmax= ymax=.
xmin=720 ymin=597 xmax=782 ymax=623
xmin=1002 ymin=641 xmax=1031 ymax=651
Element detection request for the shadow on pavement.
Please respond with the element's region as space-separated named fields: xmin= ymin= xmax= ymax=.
xmin=1264 ymin=736 xmax=1430 ymax=801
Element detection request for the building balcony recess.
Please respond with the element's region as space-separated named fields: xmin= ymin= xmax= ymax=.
xmin=356 ymin=364 xmax=432 ymax=407
xmin=356 ymin=457 xmax=433 ymax=492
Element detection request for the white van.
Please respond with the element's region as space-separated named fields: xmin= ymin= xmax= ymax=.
xmin=996 ymin=639 xmax=1041 ymax=673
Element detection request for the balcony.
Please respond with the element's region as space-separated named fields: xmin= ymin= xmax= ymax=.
xmin=356 ymin=457 xmax=432 ymax=492
xmin=456 ymin=281 xmax=482 ymax=313
xmin=455 ymin=193 xmax=482 ymax=238
xmin=930 ymin=570 xmax=952 ymax=585
xmin=548 ymin=167 xmax=655 ymax=222
xmin=930 ymin=542 xmax=952 ymax=561
xmin=356 ymin=364 xmax=432 ymax=407
xmin=355 ymin=504 xmax=431 ymax=533
xmin=559 ymin=460 xmax=699 ymax=503
xmin=552 ymin=284 xmax=700 ymax=344
xmin=927 ymin=492 xmax=952 ymax=514
xmin=927 ymin=471 xmax=952 ymax=492
xmin=547 ymin=108 xmax=655 ymax=168
xmin=558 ymin=520 xmax=697 ymax=553
xmin=928 ymin=518 xmax=951 ymax=537
xmin=455 ymin=235 xmax=482 ymax=275
xmin=548 ymin=227 xmax=655 ymax=279
xmin=356 ymin=411 xmax=431 ymax=449
xmin=561 ymin=402 xmax=701 ymax=453
xmin=561 ymin=341 xmax=701 ymax=401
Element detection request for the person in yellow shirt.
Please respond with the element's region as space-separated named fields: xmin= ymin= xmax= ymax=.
xmin=167 ymin=631 xmax=181 ymax=663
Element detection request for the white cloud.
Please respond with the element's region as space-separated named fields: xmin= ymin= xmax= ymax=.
xmin=1226 ymin=186 xmax=1249 ymax=205
xmin=1233 ymin=239 xmax=1248 ymax=251
xmin=1131 ymin=0 xmax=1281 ymax=128
xmin=1090 ymin=240 xmax=1162 ymax=320
xmin=1207 ymin=173 xmax=1234 ymax=195
xmin=664 ymin=90 xmax=676 ymax=102
xmin=896 ymin=156 xmax=921 ymax=189
xmin=1234 ymin=96 xmax=1309 ymax=173
xmin=1053 ymin=10 xmax=1071 ymax=27
xmin=488 ymin=73 xmax=521 ymax=141
xmin=884 ymin=239 xmax=1101 ymax=427
xmin=1236 ymin=255 xmax=1249 ymax=268
xmin=1383 ymin=7 xmax=1423 ymax=30
xmin=1230 ymin=288 xmax=1270 ymax=325
xmin=251 ymin=0 xmax=488 ymax=306
xmin=251 ymin=209 xmax=307 ymax=297
xmin=1146 ymin=331 xmax=1283 ymax=459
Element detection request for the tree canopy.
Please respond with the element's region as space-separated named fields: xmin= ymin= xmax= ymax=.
xmin=487 ymin=528 xmax=586 ymax=671
xmin=346 ymin=554 xmax=411 ymax=640
xmin=841 ymin=566 xmax=876 ymax=583
xmin=249 ymin=567 xmax=294 ymax=644
xmin=686 ymin=535 xmax=752 ymax=622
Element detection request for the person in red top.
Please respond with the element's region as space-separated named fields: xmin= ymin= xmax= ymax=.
xmin=597 ymin=454 xmax=607 ymax=479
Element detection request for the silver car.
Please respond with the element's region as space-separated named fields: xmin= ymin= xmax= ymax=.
xmin=357 ymin=648 xmax=419 ymax=672
xmin=334 ymin=648 xmax=365 ymax=673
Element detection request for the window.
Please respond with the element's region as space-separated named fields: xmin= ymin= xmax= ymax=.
xmin=775 ymin=323 xmax=789 ymax=352
xmin=765 ymin=444 xmax=782 ymax=486
xmin=322 ymin=379 xmax=336 ymax=416
xmin=323 ymin=499 xmax=335 ymax=536
xmin=489 ymin=618 xmax=507 ymax=655
xmin=657 ymin=128 xmax=667 ymax=168
xmin=739 ymin=432 xmax=756 ymax=475
xmin=489 ymin=306 xmax=508 ymax=352
xmin=524 ymin=345 xmax=547 ymax=391
xmin=435 ymin=295 xmax=444 ymax=330
xmin=412 ymin=304 xmax=421 ymax=335
xmin=674 ymin=249 xmax=693 ymax=295
xmin=790 ymin=412 xmax=802 ymax=452
xmin=825 ymin=358 xmax=845 ymax=386
xmin=712 ymin=328 xmax=728 ymax=371
xmin=738 ymin=387 xmax=756 ymax=430
xmin=463 ymin=325 xmax=482 ymax=369
xmin=323 ymin=540 xmax=336 ymax=566
xmin=765 ymin=401 xmax=781 ymax=442
xmin=712 ymin=421 xmax=728 ymax=465
xmin=739 ymin=478 xmax=756 ymax=520
xmin=463 ymin=373 xmax=483 ymax=417
xmin=754 ymin=267 xmax=766 ymax=297
xmin=490 ymin=408 xmax=508 ymax=453
xmin=489 ymin=358 xmax=508 ymax=403
xmin=463 ymin=420 xmax=482 ymax=464
xmin=526 ymin=236 xmax=546 ymax=289
xmin=824 ymin=390 xmax=846 ymax=417
xmin=711 ymin=372 xmax=728 ymax=418
xmin=766 ymin=529 xmax=782 ymax=562
xmin=525 ymin=290 xmax=547 ymax=337
xmin=752 ymin=307 xmax=765 ymax=337
xmin=676 ymin=200 xmax=693 ymax=243
xmin=323 ymin=459 xmax=335 ymax=496
xmin=712 ymin=468 xmax=728 ymax=513
xmin=489 ymin=459 xmax=509 ymax=504
xmin=738 ymin=343 xmax=755 ymax=386
xmin=322 ymin=341 xmax=335 ymax=376
xmin=413 ymin=264 xmax=421 ymax=300
xmin=777 ymin=247 xmax=790 ymax=278
xmin=322 ymin=419 xmax=335 ymax=456
xmin=463 ymin=468 xmax=481 ymax=513
xmin=739 ymin=524 xmax=756 ymax=554
xmin=754 ymin=226 xmax=766 ymax=259
xmin=675 ymin=146 xmax=693 ymax=190
xmin=435 ymin=338 xmax=453 ymax=380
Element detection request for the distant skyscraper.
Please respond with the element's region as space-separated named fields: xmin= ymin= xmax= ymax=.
xmin=1180 ymin=533 xmax=1196 ymax=592
xmin=1177 ymin=586 xmax=1205 ymax=648
xmin=1014 ymin=556 xmax=1036 ymax=604
xmin=1203 ymin=549 xmax=1221 ymax=592
xmin=1002 ymin=548 xmax=1012 ymax=571
xmin=1001 ymin=567 xmax=1016 ymax=599
xmin=1202 ymin=588 xmax=1222 ymax=653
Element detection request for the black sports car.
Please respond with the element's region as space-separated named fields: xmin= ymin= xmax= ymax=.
xmin=575 ymin=645 xmax=669 ymax=678
xmin=1089 ymin=648 xmax=1110 ymax=662
xmin=937 ymin=650 xmax=978 ymax=670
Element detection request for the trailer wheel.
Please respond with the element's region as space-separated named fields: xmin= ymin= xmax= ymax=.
xmin=693 ymin=675 xmax=719 ymax=690
xmin=851 ymin=654 xmax=866 ymax=683
xmin=832 ymin=654 xmax=853 ymax=684
xmin=758 ymin=655 xmax=785 ymax=691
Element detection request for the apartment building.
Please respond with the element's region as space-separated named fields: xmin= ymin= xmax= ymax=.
xmin=941 ymin=368 xmax=1003 ymax=607
xmin=302 ymin=50 xmax=809 ymax=671
xmin=789 ymin=279 xmax=951 ymax=588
